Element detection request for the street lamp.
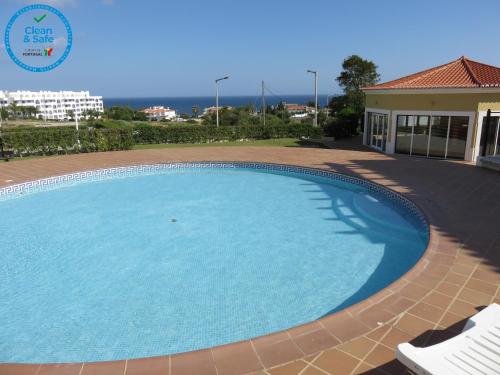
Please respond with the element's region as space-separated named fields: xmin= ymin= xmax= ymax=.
xmin=215 ymin=76 xmax=229 ymax=127
xmin=307 ymin=70 xmax=318 ymax=127
xmin=75 ymin=109 xmax=80 ymax=148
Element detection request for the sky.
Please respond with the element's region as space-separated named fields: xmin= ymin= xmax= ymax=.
xmin=1 ymin=0 xmax=500 ymax=98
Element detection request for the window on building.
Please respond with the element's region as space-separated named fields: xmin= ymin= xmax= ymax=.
xmin=395 ymin=114 xmax=469 ymax=159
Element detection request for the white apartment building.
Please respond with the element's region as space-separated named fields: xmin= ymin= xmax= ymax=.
xmin=142 ymin=106 xmax=176 ymax=121
xmin=0 ymin=90 xmax=104 ymax=121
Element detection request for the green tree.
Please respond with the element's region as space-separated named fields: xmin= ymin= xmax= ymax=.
xmin=81 ymin=109 xmax=90 ymax=120
xmin=306 ymin=101 xmax=319 ymax=109
xmin=133 ymin=110 xmax=147 ymax=121
xmin=19 ymin=106 xmax=38 ymax=119
xmin=67 ymin=109 xmax=75 ymax=121
xmin=0 ymin=107 xmax=9 ymax=121
xmin=327 ymin=95 xmax=349 ymax=115
xmin=104 ymin=106 xmax=135 ymax=121
xmin=336 ymin=55 xmax=380 ymax=117
xmin=8 ymin=102 xmax=19 ymax=119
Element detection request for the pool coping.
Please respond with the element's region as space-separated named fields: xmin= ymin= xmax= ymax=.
xmin=0 ymin=155 xmax=482 ymax=374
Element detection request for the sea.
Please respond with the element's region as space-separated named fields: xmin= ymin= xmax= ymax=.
xmin=104 ymin=95 xmax=331 ymax=115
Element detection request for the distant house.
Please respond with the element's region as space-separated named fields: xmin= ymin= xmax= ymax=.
xmin=283 ymin=104 xmax=314 ymax=115
xmin=203 ymin=106 xmax=233 ymax=115
xmin=362 ymin=56 xmax=500 ymax=162
xmin=142 ymin=106 xmax=176 ymax=121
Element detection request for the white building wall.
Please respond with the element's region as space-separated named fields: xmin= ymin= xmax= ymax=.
xmin=0 ymin=90 xmax=104 ymax=120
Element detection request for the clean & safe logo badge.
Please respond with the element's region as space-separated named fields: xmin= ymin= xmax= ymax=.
xmin=4 ymin=4 xmax=73 ymax=72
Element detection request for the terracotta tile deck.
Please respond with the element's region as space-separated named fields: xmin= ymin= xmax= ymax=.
xmin=0 ymin=139 xmax=499 ymax=375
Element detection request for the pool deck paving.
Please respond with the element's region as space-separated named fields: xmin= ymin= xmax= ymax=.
xmin=0 ymin=138 xmax=499 ymax=375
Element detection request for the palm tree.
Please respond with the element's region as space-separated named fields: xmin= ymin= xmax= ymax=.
xmin=8 ymin=102 xmax=18 ymax=119
xmin=0 ymin=107 xmax=9 ymax=122
xmin=23 ymin=106 xmax=39 ymax=119
xmin=67 ymin=109 xmax=75 ymax=121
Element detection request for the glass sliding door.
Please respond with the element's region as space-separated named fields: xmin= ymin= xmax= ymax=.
xmin=395 ymin=115 xmax=413 ymax=154
xmin=481 ymin=116 xmax=500 ymax=156
xmin=367 ymin=112 xmax=388 ymax=152
xmin=428 ymin=116 xmax=449 ymax=158
xmin=371 ymin=114 xmax=378 ymax=146
xmin=446 ymin=116 xmax=469 ymax=159
xmin=412 ymin=116 xmax=430 ymax=156
xmin=395 ymin=114 xmax=470 ymax=160
xmin=381 ymin=114 xmax=388 ymax=151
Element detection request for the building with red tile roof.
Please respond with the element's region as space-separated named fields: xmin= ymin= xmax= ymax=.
xmin=365 ymin=56 xmax=500 ymax=90
xmin=141 ymin=106 xmax=176 ymax=121
xmin=361 ymin=57 xmax=500 ymax=162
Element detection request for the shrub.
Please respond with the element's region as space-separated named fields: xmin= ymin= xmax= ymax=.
xmin=132 ymin=124 xmax=321 ymax=144
xmin=0 ymin=123 xmax=320 ymax=159
xmin=322 ymin=116 xmax=359 ymax=139
xmin=1 ymin=127 xmax=133 ymax=157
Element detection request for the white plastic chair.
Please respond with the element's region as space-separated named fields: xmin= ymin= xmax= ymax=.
xmin=396 ymin=303 xmax=500 ymax=375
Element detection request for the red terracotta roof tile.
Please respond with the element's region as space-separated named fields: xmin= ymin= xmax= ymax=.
xmin=364 ymin=56 xmax=500 ymax=90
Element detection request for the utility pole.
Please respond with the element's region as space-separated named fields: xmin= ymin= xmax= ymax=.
xmin=307 ymin=70 xmax=318 ymax=127
xmin=215 ymin=76 xmax=229 ymax=127
xmin=262 ymin=80 xmax=266 ymax=126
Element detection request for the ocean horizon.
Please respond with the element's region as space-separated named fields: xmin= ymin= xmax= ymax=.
xmin=104 ymin=95 xmax=333 ymax=115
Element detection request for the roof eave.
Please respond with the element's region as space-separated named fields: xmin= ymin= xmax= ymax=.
xmin=363 ymin=87 xmax=500 ymax=94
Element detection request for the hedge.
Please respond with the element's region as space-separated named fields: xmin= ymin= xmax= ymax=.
xmin=1 ymin=127 xmax=134 ymax=157
xmin=0 ymin=124 xmax=321 ymax=158
xmin=132 ymin=124 xmax=322 ymax=144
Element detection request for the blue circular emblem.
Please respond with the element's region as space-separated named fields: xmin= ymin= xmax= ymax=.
xmin=4 ymin=4 xmax=72 ymax=72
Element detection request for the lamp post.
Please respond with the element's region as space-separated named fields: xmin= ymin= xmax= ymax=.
xmin=215 ymin=76 xmax=229 ymax=127
xmin=72 ymin=108 xmax=80 ymax=149
xmin=307 ymin=70 xmax=318 ymax=127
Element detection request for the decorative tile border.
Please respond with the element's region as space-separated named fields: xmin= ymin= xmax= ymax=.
xmin=0 ymin=162 xmax=428 ymax=232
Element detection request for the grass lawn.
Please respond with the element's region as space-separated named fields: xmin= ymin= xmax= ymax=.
xmin=133 ymin=138 xmax=327 ymax=150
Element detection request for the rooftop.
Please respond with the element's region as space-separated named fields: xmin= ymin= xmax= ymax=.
xmin=142 ymin=106 xmax=175 ymax=114
xmin=364 ymin=56 xmax=500 ymax=90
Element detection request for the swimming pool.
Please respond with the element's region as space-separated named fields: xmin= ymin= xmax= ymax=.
xmin=0 ymin=162 xmax=429 ymax=363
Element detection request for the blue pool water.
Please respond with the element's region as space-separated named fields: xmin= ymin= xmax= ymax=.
xmin=0 ymin=165 xmax=428 ymax=363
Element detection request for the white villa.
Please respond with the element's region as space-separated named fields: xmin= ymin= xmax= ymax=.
xmin=141 ymin=106 xmax=176 ymax=121
xmin=0 ymin=90 xmax=104 ymax=121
